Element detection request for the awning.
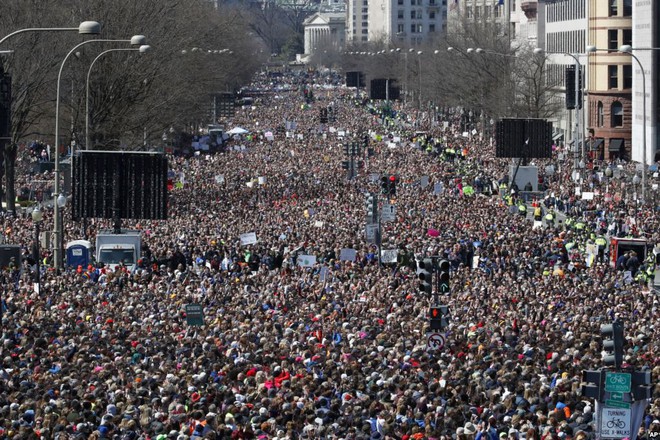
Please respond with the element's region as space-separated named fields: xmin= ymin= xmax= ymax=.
xmin=590 ymin=138 xmax=604 ymax=151
xmin=552 ymin=132 xmax=564 ymax=141
xmin=609 ymin=139 xmax=624 ymax=152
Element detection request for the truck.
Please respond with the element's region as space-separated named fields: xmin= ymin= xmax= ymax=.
xmin=95 ymin=230 xmax=141 ymax=272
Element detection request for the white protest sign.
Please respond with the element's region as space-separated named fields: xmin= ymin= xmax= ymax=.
xmin=239 ymin=232 xmax=257 ymax=246
xmin=297 ymin=255 xmax=317 ymax=267
xmin=582 ymin=191 xmax=594 ymax=200
xmin=420 ymin=176 xmax=430 ymax=188
xmin=339 ymin=248 xmax=357 ymax=262
xmin=381 ymin=249 xmax=398 ymax=263
xmin=434 ymin=183 xmax=443 ymax=195
xmin=314 ymin=220 xmax=324 ymax=228
xmin=215 ymin=175 xmax=225 ymax=184
xmin=258 ymin=176 xmax=267 ymax=185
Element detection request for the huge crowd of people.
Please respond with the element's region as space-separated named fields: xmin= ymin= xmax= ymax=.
xmin=1 ymin=69 xmax=659 ymax=440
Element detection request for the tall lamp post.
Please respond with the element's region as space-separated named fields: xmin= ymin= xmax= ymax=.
xmin=618 ymin=45 xmax=647 ymax=201
xmin=53 ymin=34 xmax=147 ymax=270
xmin=31 ymin=207 xmax=43 ymax=293
xmin=534 ymin=48 xmax=584 ymax=182
xmin=85 ymin=45 xmax=151 ymax=150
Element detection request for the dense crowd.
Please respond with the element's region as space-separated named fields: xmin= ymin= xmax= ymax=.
xmin=1 ymin=69 xmax=659 ymax=440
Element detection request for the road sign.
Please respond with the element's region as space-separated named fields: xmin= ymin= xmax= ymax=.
xmin=604 ymin=372 xmax=631 ymax=393
xmin=381 ymin=203 xmax=396 ymax=222
xmin=599 ymin=406 xmax=631 ymax=439
xmin=610 ymin=391 xmax=624 ymax=401
xmin=426 ymin=332 xmax=445 ymax=351
xmin=605 ymin=400 xmax=631 ymax=409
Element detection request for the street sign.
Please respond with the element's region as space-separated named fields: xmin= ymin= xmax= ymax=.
xmin=599 ymin=406 xmax=632 ymax=439
xmin=381 ymin=203 xmax=396 ymax=222
xmin=610 ymin=391 xmax=624 ymax=401
xmin=604 ymin=372 xmax=631 ymax=393
xmin=426 ymin=332 xmax=445 ymax=351
xmin=605 ymin=400 xmax=631 ymax=409
xmin=185 ymin=304 xmax=204 ymax=326
xmin=365 ymin=223 xmax=378 ymax=242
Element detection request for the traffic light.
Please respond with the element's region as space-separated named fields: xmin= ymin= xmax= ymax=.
xmin=365 ymin=192 xmax=377 ymax=222
xmin=343 ymin=143 xmax=350 ymax=156
xmin=580 ymin=370 xmax=603 ymax=400
xmin=429 ymin=305 xmax=449 ymax=330
xmin=381 ymin=176 xmax=389 ymax=195
xmin=601 ymin=320 xmax=624 ymax=368
xmin=387 ymin=175 xmax=397 ymax=196
xmin=438 ymin=259 xmax=450 ymax=294
xmin=631 ymin=370 xmax=653 ymax=401
xmin=328 ymin=106 xmax=336 ymax=123
xmin=418 ymin=258 xmax=433 ymax=296
xmin=320 ymin=107 xmax=328 ymax=123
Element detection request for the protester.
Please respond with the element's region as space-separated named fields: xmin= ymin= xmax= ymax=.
xmin=1 ymin=69 xmax=659 ymax=440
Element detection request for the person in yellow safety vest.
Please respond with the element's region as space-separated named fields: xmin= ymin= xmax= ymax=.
xmin=534 ymin=206 xmax=543 ymax=221
xmin=542 ymin=266 xmax=551 ymax=276
xmin=575 ymin=220 xmax=586 ymax=231
xmin=595 ymin=235 xmax=607 ymax=262
xmin=564 ymin=218 xmax=574 ymax=229
xmin=545 ymin=211 xmax=555 ymax=226
xmin=506 ymin=195 xmax=514 ymax=206
xmin=518 ymin=203 xmax=527 ymax=217
xmin=635 ymin=270 xmax=648 ymax=284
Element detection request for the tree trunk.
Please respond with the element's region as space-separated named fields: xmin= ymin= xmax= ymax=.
xmin=4 ymin=142 xmax=16 ymax=215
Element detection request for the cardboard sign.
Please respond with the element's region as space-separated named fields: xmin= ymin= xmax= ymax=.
xmin=339 ymin=248 xmax=357 ymax=262
xmin=381 ymin=249 xmax=398 ymax=263
xmin=298 ymin=255 xmax=317 ymax=267
xmin=239 ymin=232 xmax=257 ymax=246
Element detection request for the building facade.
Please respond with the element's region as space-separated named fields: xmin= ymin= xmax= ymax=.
xmin=586 ymin=0 xmax=632 ymax=160
xmin=303 ymin=12 xmax=347 ymax=55
xmin=542 ymin=0 xmax=588 ymax=149
xmin=346 ymin=0 xmax=447 ymax=46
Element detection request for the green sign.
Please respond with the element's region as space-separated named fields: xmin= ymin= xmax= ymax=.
xmin=605 ymin=400 xmax=631 ymax=409
xmin=440 ymin=283 xmax=449 ymax=293
xmin=610 ymin=392 xmax=624 ymax=401
xmin=604 ymin=372 xmax=631 ymax=393
xmin=185 ymin=303 xmax=204 ymax=326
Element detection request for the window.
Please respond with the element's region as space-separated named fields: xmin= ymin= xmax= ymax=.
xmin=411 ymin=24 xmax=416 ymax=33
xmin=608 ymin=29 xmax=618 ymax=51
xmin=623 ymin=64 xmax=632 ymax=89
xmin=622 ymin=29 xmax=632 ymax=46
xmin=623 ymin=0 xmax=632 ymax=16
xmin=611 ymin=102 xmax=623 ymax=127
xmin=467 ymin=6 xmax=473 ymax=18
xmin=608 ymin=65 xmax=618 ymax=89
xmin=397 ymin=24 xmax=405 ymax=33
xmin=398 ymin=0 xmax=403 ymax=4
xmin=430 ymin=11 xmax=436 ymax=19
xmin=361 ymin=29 xmax=368 ymax=34
xmin=597 ymin=102 xmax=604 ymax=127
xmin=411 ymin=10 xmax=416 ymax=19
xmin=609 ymin=0 xmax=617 ymax=16
xmin=398 ymin=10 xmax=404 ymax=19
xmin=475 ymin=6 xmax=481 ymax=18
xmin=429 ymin=24 xmax=436 ymax=32
xmin=417 ymin=24 xmax=423 ymax=33
xmin=494 ymin=5 xmax=500 ymax=18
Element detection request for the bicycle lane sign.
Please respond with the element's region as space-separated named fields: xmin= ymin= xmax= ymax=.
xmin=599 ymin=406 xmax=631 ymax=439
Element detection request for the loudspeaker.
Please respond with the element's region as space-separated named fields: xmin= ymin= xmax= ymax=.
xmin=72 ymin=151 xmax=168 ymax=221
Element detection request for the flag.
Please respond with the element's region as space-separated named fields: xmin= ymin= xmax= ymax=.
xmin=498 ymin=0 xmax=504 ymax=5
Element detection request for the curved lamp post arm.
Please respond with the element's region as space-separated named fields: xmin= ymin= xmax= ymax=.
xmin=85 ymin=45 xmax=150 ymax=149
xmin=0 ymin=21 xmax=101 ymax=46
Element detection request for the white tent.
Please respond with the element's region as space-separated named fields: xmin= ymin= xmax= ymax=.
xmin=227 ymin=127 xmax=248 ymax=135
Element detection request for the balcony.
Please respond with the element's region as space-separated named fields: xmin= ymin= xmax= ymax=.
xmin=520 ymin=0 xmax=537 ymax=19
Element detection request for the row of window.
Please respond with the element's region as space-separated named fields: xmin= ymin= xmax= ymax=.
xmin=546 ymin=30 xmax=585 ymax=55
xmin=397 ymin=0 xmax=445 ymax=5
xmin=608 ymin=28 xmax=632 ymax=51
xmin=397 ymin=9 xmax=440 ymax=20
xmin=608 ymin=64 xmax=632 ymax=89
xmin=465 ymin=5 xmax=503 ymax=19
xmin=397 ymin=23 xmax=435 ymax=33
xmin=608 ymin=0 xmax=632 ymax=17
xmin=546 ymin=0 xmax=586 ymax=23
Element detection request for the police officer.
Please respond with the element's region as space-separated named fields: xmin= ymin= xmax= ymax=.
xmin=595 ymin=235 xmax=608 ymax=262
xmin=545 ymin=210 xmax=555 ymax=227
xmin=518 ymin=202 xmax=527 ymax=217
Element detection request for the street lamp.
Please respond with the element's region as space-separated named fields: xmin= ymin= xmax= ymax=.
xmin=53 ymin=34 xmax=147 ymax=270
xmin=85 ymin=45 xmax=151 ymax=150
xmin=31 ymin=207 xmax=43 ymax=293
xmin=0 ymin=21 xmax=101 ymax=46
xmin=618 ymin=44 xmax=647 ymax=201
xmin=534 ymin=47 xmax=584 ymax=179
xmin=416 ymin=51 xmax=423 ymax=109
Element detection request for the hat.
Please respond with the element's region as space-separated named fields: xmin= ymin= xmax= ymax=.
xmin=464 ymin=422 xmax=477 ymax=435
xmin=500 ymin=433 xmax=507 ymax=438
